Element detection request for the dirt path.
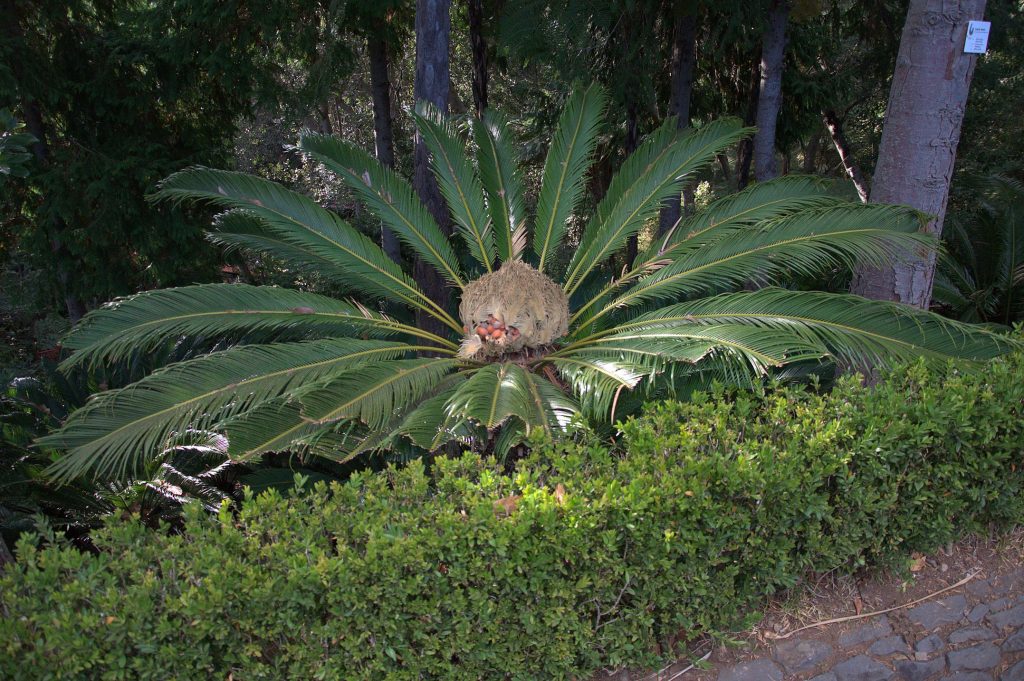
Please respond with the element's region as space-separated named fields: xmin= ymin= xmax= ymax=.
xmin=599 ymin=530 xmax=1024 ymax=681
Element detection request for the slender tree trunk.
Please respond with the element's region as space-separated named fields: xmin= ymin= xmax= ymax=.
xmin=802 ymin=131 xmax=821 ymax=174
xmin=736 ymin=58 xmax=760 ymax=189
xmin=467 ymin=0 xmax=487 ymax=116
xmin=717 ymin=152 xmax=733 ymax=187
xmin=850 ymin=0 xmax=985 ymax=309
xmin=822 ymin=109 xmax=869 ymax=202
xmin=413 ymin=0 xmax=453 ymax=336
xmin=21 ymin=99 xmax=86 ymax=322
xmin=368 ymin=30 xmax=402 ymax=264
xmin=624 ymin=103 xmax=640 ymax=267
xmin=658 ymin=10 xmax=697 ymax=237
xmin=752 ymin=0 xmax=790 ymax=183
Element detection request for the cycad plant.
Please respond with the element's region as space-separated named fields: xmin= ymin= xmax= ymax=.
xmin=934 ymin=175 xmax=1024 ymax=327
xmin=43 ymin=85 xmax=1013 ymax=482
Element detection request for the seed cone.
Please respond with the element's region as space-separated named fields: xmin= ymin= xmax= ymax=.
xmin=458 ymin=260 xmax=569 ymax=358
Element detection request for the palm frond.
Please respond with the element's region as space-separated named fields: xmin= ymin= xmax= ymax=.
xmin=571 ymin=176 xmax=842 ymax=328
xmin=300 ymin=359 xmax=457 ymax=429
xmin=583 ymin=204 xmax=932 ymax=330
xmin=414 ymin=103 xmax=494 ymax=272
xmin=543 ymin=356 xmax=645 ymax=423
xmin=42 ymin=339 xmax=419 ymax=483
xmin=445 ymin=363 xmax=579 ymax=433
xmin=562 ymin=118 xmax=748 ymax=294
xmin=221 ymin=398 xmax=373 ymax=462
xmin=61 ymin=284 xmax=458 ymax=370
xmin=297 ymin=131 xmax=466 ymax=289
xmin=153 ymin=167 xmax=455 ymax=328
xmin=208 ymin=210 xmax=355 ymax=284
xmin=472 ymin=110 xmax=529 ymax=262
xmin=533 ymin=83 xmax=608 ymax=273
xmin=602 ymin=288 xmax=1019 ymax=370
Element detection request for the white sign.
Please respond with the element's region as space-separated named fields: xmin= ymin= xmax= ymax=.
xmin=964 ymin=20 xmax=991 ymax=54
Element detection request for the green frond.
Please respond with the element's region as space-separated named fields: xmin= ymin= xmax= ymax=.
xmin=61 ymin=283 xmax=458 ymax=370
xmin=571 ymin=175 xmax=841 ymax=329
xmin=533 ymin=83 xmax=608 ymax=273
xmin=221 ymin=399 xmax=373 ymax=462
xmin=558 ymin=323 xmax=823 ymax=375
xmin=445 ymin=363 xmax=579 ymax=433
xmin=297 ymin=131 xmax=466 ymax=290
xmin=650 ymin=174 xmax=840 ymax=256
xmin=583 ymin=204 xmax=933 ymax=330
xmin=41 ymin=339 xmax=418 ymax=483
xmin=208 ymin=210 xmax=355 ymax=284
xmin=472 ymin=110 xmax=529 ymax=263
xmin=394 ymin=374 xmax=481 ymax=451
xmin=300 ymin=359 xmax=458 ymax=429
xmin=562 ymin=118 xmax=748 ymax=294
xmin=615 ymin=288 xmax=1019 ymax=369
xmin=543 ymin=356 xmax=645 ymax=423
xmin=153 ymin=167 xmax=454 ymax=327
xmin=413 ymin=103 xmax=494 ymax=272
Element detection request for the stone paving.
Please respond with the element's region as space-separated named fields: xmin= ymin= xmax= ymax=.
xmin=715 ymin=568 xmax=1024 ymax=681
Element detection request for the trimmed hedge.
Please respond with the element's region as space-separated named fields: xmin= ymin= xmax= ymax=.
xmin=2 ymin=355 xmax=1024 ymax=680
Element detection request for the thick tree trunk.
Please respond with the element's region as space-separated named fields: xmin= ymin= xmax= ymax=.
xmin=822 ymin=109 xmax=869 ymax=202
xmin=413 ymin=0 xmax=453 ymax=337
xmin=367 ymin=30 xmax=402 ymax=264
xmin=467 ymin=0 xmax=487 ymax=116
xmin=657 ymin=10 xmax=698 ymax=237
xmin=850 ymin=0 xmax=985 ymax=308
xmin=717 ymin=152 xmax=733 ymax=187
xmin=752 ymin=0 xmax=790 ymax=183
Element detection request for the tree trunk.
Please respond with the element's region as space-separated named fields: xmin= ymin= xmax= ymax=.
xmin=624 ymin=103 xmax=640 ymax=267
xmin=467 ymin=0 xmax=488 ymax=116
xmin=736 ymin=58 xmax=760 ymax=190
xmin=850 ymin=0 xmax=985 ymax=308
xmin=717 ymin=152 xmax=733 ymax=187
xmin=752 ymin=0 xmax=790 ymax=183
xmin=367 ymin=30 xmax=402 ymax=264
xmin=802 ymin=130 xmax=821 ymax=174
xmin=21 ymin=98 xmax=86 ymax=322
xmin=658 ymin=10 xmax=698 ymax=237
xmin=822 ymin=109 xmax=869 ymax=202
xmin=413 ymin=0 xmax=453 ymax=337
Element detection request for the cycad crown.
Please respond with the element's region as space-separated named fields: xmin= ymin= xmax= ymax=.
xmin=42 ymin=84 xmax=1016 ymax=482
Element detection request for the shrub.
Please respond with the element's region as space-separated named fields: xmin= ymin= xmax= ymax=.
xmin=2 ymin=353 xmax=1023 ymax=680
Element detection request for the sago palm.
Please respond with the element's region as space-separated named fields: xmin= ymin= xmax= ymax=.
xmin=43 ymin=85 xmax=1014 ymax=482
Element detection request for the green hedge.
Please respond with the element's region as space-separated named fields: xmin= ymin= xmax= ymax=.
xmin=2 ymin=355 xmax=1024 ymax=680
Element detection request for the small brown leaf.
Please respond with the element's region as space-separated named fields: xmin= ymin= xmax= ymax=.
xmin=104 ymin=615 xmax=117 ymax=625
xmin=909 ymin=553 xmax=927 ymax=572
xmin=853 ymin=595 xmax=863 ymax=615
xmin=554 ymin=483 xmax=566 ymax=505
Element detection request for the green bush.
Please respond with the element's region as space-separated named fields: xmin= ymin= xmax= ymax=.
xmin=2 ymin=354 xmax=1023 ymax=680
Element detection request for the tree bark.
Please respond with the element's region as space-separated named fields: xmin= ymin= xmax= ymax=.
xmin=822 ymin=108 xmax=869 ymax=202
xmin=367 ymin=29 xmax=402 ymax=264
xmin=802 ymin=130 xmax=821 ymax=174
xmin=624 ymin=103 xmax=640 ymax=267
xmin=658 ymin=10 xmax=698 ymax=237
xmin=736 ymin=58 xmax=760 ymax=190
xmin=467 ymin=0 xmax=488 ymax=116
xmin=413 ymin=0 xmax=453 ymax=337
xmin=752 ymin=0 xmax=790 ymax=183
xmin=850 ymin=0 xmax=985 ymax=309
